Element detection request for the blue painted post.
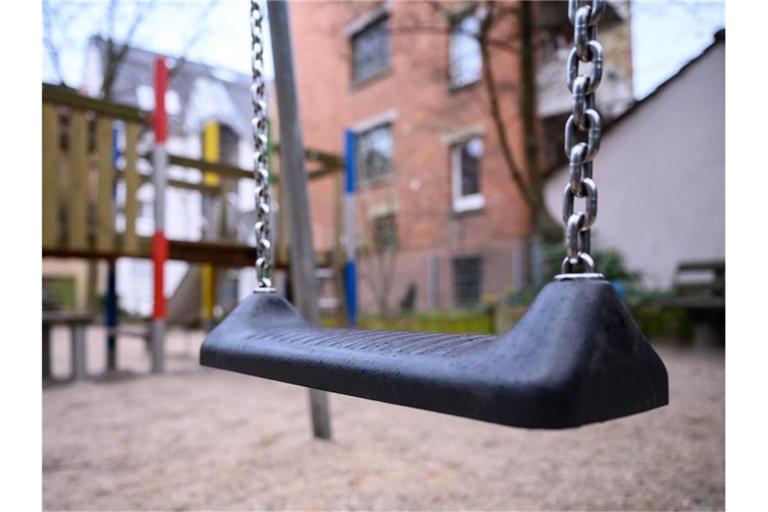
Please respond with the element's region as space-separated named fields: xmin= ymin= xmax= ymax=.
xmin=106 ymin=124 xmax=120 ymax=371
xmin=343 ymin=130 xmax=358 ymax=326
xmin=105 ymin=261 xmax=117 ymax=370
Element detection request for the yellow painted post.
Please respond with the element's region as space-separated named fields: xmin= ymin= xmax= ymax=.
xmin=42 ymin=104 xmax=60 ymax=248
xmin=203 ymin=121 xmax=221 ymax=188
xmin=96 ymin=117 xmax=115 ymax=252
xmin=68 ymin=111 xmax=88 ymax=251
xmin=201 ymin=121 xmax=220 ymax=328
xmin=123 ymin=123 xmax=140 ymax=254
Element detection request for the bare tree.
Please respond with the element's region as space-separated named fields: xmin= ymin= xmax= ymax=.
xmin=356 ymin=187 xmax=399 ymax=316
xmin=397 ymin=1 xmax=561 ymax=244
xmin=99 ymin=0 xmax=156 ymax=100
xmin=42 ymin=0 xmax=219 ymax=100
xmin=42 ymin=1 xmax=64 ymax=85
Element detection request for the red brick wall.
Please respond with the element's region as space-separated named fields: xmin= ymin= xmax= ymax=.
xmin=289 ymin=1 xmax=533 ymax=312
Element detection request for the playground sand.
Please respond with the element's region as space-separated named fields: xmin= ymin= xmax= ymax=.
xmin=43 ymin=327 xmax=724 ymax=511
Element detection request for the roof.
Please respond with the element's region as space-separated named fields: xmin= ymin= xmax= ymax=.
xmin=543 ymin=29 xmax=725 ymax=178
xmin=87 ymin=35 xmax=253 ymax=138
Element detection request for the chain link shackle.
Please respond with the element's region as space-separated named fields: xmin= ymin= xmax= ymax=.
xmin=560 ymin=0 xmax=605 ymax=275
xmin=250 ymin=0 xmax=274 ymax=290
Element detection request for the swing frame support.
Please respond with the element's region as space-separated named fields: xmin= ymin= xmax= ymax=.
xmin=269 ymin=0 xmax=332 ymax=440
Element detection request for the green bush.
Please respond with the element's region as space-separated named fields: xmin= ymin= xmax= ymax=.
xmin=322 ymin=309 xmax=495 ymax=335
xmin=632 ymin=306 xmax=694 ymax=342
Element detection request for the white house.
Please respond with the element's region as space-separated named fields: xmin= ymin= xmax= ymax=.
xmin=81 ymin=36 xmax=259 ymax=317
xmin=544 ymin=31 xmax=725 ymax=290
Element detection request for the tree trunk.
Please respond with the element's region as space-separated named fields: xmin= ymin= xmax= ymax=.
xmin=516 ymin=1 xmax=561 ymax=286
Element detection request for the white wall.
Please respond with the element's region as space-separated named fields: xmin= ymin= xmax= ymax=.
xmin=544 ymin=43 xmax=724 ymax=290
xmin=118 ymin=132 xmax=256 ymax=315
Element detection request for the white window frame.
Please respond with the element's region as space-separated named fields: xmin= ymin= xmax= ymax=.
xmin=451 ymin=137 xmax=485 ymax=212
xmin=344 ymin=2 xmax=393 ymax=35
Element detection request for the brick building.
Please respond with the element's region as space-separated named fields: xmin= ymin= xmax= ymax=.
xmin=287 ymin=1 xmax=632 ymax=313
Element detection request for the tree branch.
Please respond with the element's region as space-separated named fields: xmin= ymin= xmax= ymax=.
xmin=100 ymin=1 xmax=155 ymax=99
xmin=478 ymin=3 xmax=536 ymax=210
xmin=43 ymin=1 xmax=64 ymax=85
xmin=169 ymin=0 xmax=220 ymax=80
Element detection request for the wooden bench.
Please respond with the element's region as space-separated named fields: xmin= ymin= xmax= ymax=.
xmin=657 ymin=260 xmax=725 ymax=346
xmin=42 ymin=311 xmax=97 ymax=381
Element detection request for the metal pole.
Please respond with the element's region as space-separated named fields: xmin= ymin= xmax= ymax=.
xmin=151 ymin=57 xmax=168 ymax=374
xmin=105 ymin=260 xmax=118 ymax=370
xmin=71 ymin=324 xmax=87 ymax=381
xmin=106 ymin=125 xmax=121 ymax=371
xmin=268 ymin=0 xmax=332 ymax=440
xmin=42 ymin=324 xmax=52 ymax=379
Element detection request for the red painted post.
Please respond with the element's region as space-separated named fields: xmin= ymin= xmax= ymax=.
xmin=151 ymin=57 xmax=169 ymax=373
xmin=153 ymin=58 xmax=168 ymax=145
xmin=152 ymin=232 xmax=168 ymax=319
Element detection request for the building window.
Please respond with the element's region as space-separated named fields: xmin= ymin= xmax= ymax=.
xmin=451 ymin=136 xmax=485 ymax=212
xmin=357 ymin=123 xmax=393 ymax=183
xmin=351 ymin=15 xmax=390 ymax=83
xmin=449 ymin=10 xmax=483 ymax=88
xmin=372 ymin=213 xmax=397 ymax=251
xmin=453 ymin=256 xmax=482 ymax=308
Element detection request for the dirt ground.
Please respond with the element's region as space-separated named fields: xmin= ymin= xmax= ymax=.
xmin=43 ymin=326 xmax=724 ymax=511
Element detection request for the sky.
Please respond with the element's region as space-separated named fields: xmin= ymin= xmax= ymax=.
xmin=43 ymin=0 xmax=724 ymax=101
xmin=631 ymin=0 xmax=725 ymax=98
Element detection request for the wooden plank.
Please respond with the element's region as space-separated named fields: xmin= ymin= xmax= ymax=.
xmin=163 ymin=153 xmax=339 ymax=182
xmin=167 ymin=153 xmax=253 ymax=180
xmin=123 ymin=122 xmax=140 ymax=254
xmin=136 ymin=173 xmax=220 ymax=193
xmin=68 ymin=110 xmax=88 ymax=250
xmin=96 ymin=117 xmax=114 ymax=251
xmin=168 ymin=179 xmax=220 ymax=193
xmin=43 ymin=83 xmax=147 ymax=123
xmin=677 ymin=260 xmax=725 ymax=273
xmin=42 ymin=104 xmax=60 ymax=247
xmin=44 ymin=237 xmax=150 ymax=261
xmin=677 ymin=280 xmax=725 ymax=294
xmin=656 ymin=296 xmax=725 ymax=311
xmin=42 ymin=237 xmax=332 ymax=269
xmin=273 ymin=143 xmax=344 ymax=169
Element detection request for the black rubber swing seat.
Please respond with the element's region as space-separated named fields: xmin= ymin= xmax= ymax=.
xmin=200 ymin=278 xmax=668 ymax=429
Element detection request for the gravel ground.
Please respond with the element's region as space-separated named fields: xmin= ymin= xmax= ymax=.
xmin=43 ymin=326 xmax=724 ymax=511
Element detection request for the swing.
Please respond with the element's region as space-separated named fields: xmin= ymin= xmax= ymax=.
xmin=200 ymin=0 xmax=668 ymax=429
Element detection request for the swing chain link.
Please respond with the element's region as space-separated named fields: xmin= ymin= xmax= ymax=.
xmin=251 ymin=0 xmax=274 ymax=290
xmin=561 ymin=0 xmax=605 ymax=275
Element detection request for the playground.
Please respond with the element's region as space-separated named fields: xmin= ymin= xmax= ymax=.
xmin=37 ymin=1 xmax=732 ymax=510
xmin=43 ymin=327 xmax=723 ymax=511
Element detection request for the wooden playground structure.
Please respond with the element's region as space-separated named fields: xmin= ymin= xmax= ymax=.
xmin=41 ymin=82 xmax=345 ymax=377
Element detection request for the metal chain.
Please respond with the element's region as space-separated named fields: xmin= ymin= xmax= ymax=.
xmin=561 ymin=0 xmax=605 ymax=275
xmin=251 ymin=0 xmax=274 ymax=290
